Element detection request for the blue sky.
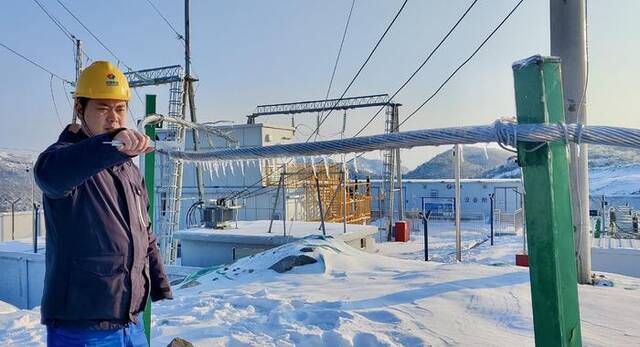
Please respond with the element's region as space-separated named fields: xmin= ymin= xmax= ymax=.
xmin=1 ymin=0 xmax=638 ymax=169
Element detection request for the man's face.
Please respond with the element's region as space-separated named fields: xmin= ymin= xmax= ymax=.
xmin=76 ymin=99 xmax=128 ymax=136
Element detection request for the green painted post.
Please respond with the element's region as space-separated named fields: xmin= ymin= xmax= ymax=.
xmin=143 ymin=94 xmax=157 ymax=345
xmin=513 ymin=55 xmax=582 ymax=346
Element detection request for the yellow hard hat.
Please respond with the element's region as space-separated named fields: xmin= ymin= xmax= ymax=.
xmin=74 ymin=61 xmax=131 ymax=101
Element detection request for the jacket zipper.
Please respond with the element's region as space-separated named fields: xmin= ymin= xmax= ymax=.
xmin=134 ymin=186 xmax=146 ymax=231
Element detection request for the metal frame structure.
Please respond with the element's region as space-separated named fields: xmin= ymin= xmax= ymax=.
xmin=247 ymin=94 xmax=394 ymax=123
xmin=124 ymin=65 xmax=183 ymax=88
xmin=125 ymin=65 xmax=186 ymax=266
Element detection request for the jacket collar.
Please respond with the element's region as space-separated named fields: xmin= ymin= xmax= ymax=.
xmin=58 ymin=124 xmax=89 ymax=144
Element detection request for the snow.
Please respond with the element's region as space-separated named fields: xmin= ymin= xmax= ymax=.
xmin=1 ymin=226 xmax=639 ymax=346
xmin=177 ymin=220 xmax=376 ymax=240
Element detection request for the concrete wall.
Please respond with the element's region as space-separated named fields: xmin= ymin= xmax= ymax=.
xmin=0 ymin=251 xmax=45 ymax=309
xmin=0 ymin=249 xmax=201 ymax=310
xmin=592 ymin=248 xmax=640 ymax=278
xmin=0 ymin=210 xmax=45 ymax=242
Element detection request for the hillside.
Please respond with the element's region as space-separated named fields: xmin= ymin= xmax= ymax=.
xmin=0 ymin=150 xmax=40 ymax=212
xmin=405 ymin=145 xmax=513 ymax=179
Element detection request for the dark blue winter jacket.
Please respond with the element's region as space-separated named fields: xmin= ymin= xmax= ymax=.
xmin=35 ymin=125 xmax=173 ymax=328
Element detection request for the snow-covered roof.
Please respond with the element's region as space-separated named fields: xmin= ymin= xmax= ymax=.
xmin=174 ymin=220 xmax=377 ymax=244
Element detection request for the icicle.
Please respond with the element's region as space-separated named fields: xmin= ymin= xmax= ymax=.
xmin=240 ymin=160 xmax=245 ymax=175
xmin=483 ymin=144 xmax=489 ymax=160
xmin=258 ymin=159 xmax=264 ymax=176
xmin=214 ymin=162 xmax=220 ymax=177
xmin=310 ymin=157 xmax=317 ymax=176
xmin=207 ymin=162 xmax=213 ymax=181
xmin=302 ymin=156 xmax=307 ymax=168
xmin=322 ymin=155 xmax=330 ymax=179
xmin=353 ymin=154 xmax=358 ymax=173
xmin=222 ymin=161 xmax=227 ymax=176
xmin=229 ymin=161 xmax=235 ymax=175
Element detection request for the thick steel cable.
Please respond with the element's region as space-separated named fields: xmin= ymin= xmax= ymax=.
xmin=140 ymin=114 xmax=239 ymax=146
xmin=155 ymin=122 xmax=640 ymax=162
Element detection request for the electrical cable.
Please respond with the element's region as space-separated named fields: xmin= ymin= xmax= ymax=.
xmin=32 ymin=0 xmax=74 ymax=42
xmin=352 ymin=0 xmax=480 ymax=137
xmin=398 ymin=0 xmax=525 ymax=129
xmin=49 ymin=74 xmax=64 ymax=126
xmin=224 ymin=0 xmax=410 ymax=200
xmin=315 ymin=0 xmax=356 ymax=139
xmin=55 ymin=0 xmax=134 ymax=71
xmin=309 ymin=0 xmax=409 ymax=140
xmin=144 ymin=0 xmax=185 ymax=44
xmin=0 ymin=42 xmax=73 ymax=84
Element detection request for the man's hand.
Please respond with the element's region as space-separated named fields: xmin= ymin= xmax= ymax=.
xmin=113 ymin=129 xmax=154 ymax=157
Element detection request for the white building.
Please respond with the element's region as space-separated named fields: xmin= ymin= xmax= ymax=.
xmin=370 ymin=178 xmax=523 ymax=221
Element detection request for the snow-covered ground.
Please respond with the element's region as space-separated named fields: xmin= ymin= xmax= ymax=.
xmin=1 ymin=224 xmax=639 ymax=346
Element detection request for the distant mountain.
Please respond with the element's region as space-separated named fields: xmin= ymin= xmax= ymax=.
xmin=405 ymin=146 xmax=514 ymax=179
xmin=349 ymin=157 xmax=409 ymax=178
xmin=476 ymin=145 xmax=640 ymax=179
xmin=0 ymin=150 xmax=40 ymax=212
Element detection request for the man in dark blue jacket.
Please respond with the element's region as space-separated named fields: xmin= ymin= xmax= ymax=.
xmin=35 ymin=61 xmax=173 ymax=347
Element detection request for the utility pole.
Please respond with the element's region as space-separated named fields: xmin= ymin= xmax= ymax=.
xmin=342 ymin=161 xmax=347 ymax=233
xmin=454 ymin=145 xmax=462 ymax=261
xmin=281 ymin=167 xmax=287 ymax=237
xmin=184 ymin=0 xmax=205 ymax=202
xmin=550 ymin=0 xmax=591 ymax=284
xmin=393 ymin=104 xmax=404 ymax=221
xmin=72 ymin=37 xmax=82 ymax=124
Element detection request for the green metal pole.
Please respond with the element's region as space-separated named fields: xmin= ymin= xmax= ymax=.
xmin=513 ymin=55 xmax=582 ymax=347
xmin=143 ymin=94 xmax=157 ymax=345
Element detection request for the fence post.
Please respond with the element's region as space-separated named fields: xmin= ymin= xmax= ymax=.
xmin=489 ymin=193 xmax=495 ymax=246
xmin=513 ymin=55 xmax=582 ymax=346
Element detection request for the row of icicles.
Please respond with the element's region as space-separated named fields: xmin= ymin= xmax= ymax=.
xmin=182 ymin=154 xmax=362 ymax=180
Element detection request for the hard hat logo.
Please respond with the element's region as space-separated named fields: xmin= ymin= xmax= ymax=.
xmin=105 ymin=73 xmax=119 ymax=87
xmin=74 ymin=61 xmax=131 ymax=101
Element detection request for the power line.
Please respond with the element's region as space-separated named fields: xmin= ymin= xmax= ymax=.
xmin=0 ymin=42 xmax=73 ymax=84
xmin=32 ymin=0 xmax=74 ymax=42
xmin=353 ymin=0 xmax=480 ymax=137
xmin=399 ymin=0 xmax=525 ymax=128
xmin=55 ymin=0 xmax=133 ymax=71
xmin=309 ymin=0 xmax=409 ymax=140
xmin=61 ymin=80 xmax=73 ymax=112
xmin=144 ymin=0 xmax=185 ymax=44
xmin=33 ymin=0 xmax=94 ymax=71
xmin=316 ymin=0 xmax=356 ymax=139
xmin=225 ymin=0 xmax=409 ymax=201
xmin=49 ymin=75 xmax=64 ymax=126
